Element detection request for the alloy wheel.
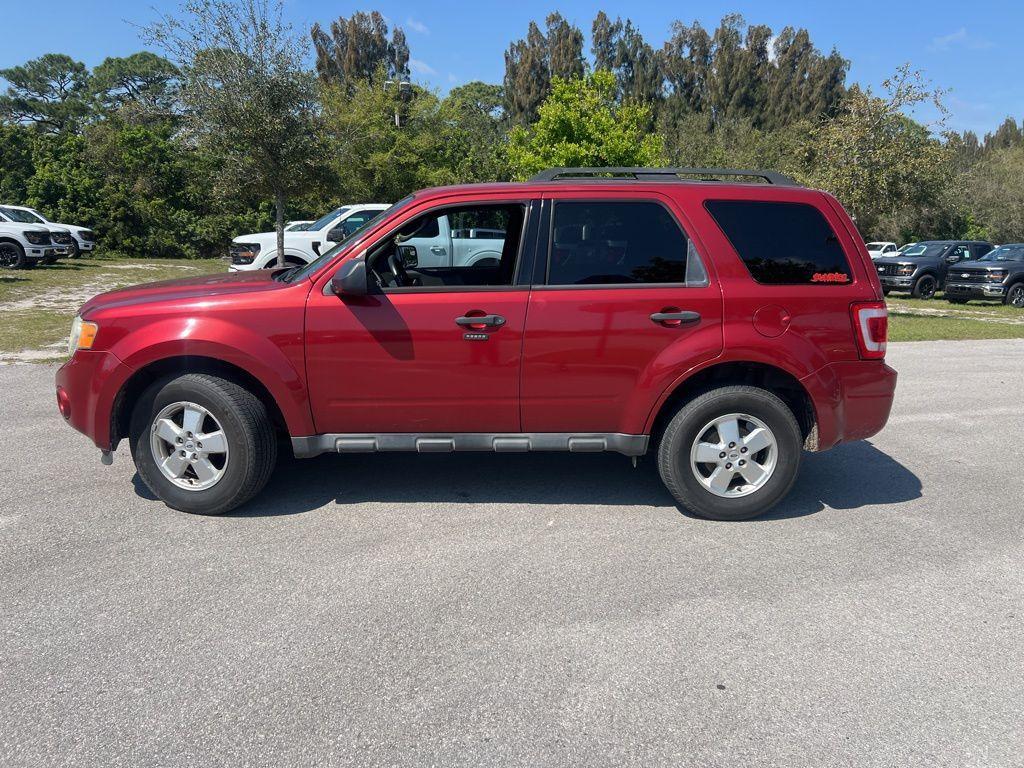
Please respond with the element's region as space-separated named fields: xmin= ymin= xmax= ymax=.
xmin=0 ymin=243 xmax=20 ymax=269
xmin=1010 ymin=285 xmax=1024 ymax=308
xmin=149 ymin=401 xmax=229 ymax=491
xmin=689 ymin=413 xmax=778 ymax=498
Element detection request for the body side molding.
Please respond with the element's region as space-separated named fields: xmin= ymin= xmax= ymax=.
xmin=291 ymin=433 xmax=649 ymax=458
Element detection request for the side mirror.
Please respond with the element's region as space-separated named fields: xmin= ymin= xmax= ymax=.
xmin=946 ymin=253 xmax=961 ymax=264
xmin=399 ymin=245 xmax=418 ymax=268
xmin=330 ymin=258 xmax=368 ymax=297
xmin=327 ymin=225 xmax=349 ymax=243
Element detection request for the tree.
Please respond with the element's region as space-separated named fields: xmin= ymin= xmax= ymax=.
xmin=503 ymin=14 xmax=585 ymax=126
xmin=963 ymin=146 xmax=1024 ymax=242
xmin=0 ymin=125 xmax=35 ymax=201
xmin=591 ymin=13 xmax=661 ymax=105
xmin=808 ymin=65 xmax=951 ymax=238
xmin=91 ymin=52 xmax=180 ymax=116
xmin=436 ymin=82 xmax=510 ymax=183
xmin=311 ymin=11 xmax=409 ymax=88
xmin=0 ymin=54 xmax=91 ymax=133
xmin=507 ymin=70 xmax=664 ymax=180
xmin=144 ymin=0 xmax=326 ymax=267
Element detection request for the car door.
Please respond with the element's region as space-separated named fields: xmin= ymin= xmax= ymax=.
xmin=304 ymin=197 xmax=537 ymax=435
xmin=520 ymin=192 xmax=724 ymax=435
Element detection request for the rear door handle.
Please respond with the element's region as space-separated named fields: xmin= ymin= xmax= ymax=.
xmin=456 ymin=314 xmax=506 ymax=328
xmin=650 ymin=310 xmax=701 ymax=327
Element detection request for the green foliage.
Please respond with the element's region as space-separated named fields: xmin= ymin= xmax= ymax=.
xmin=963 ymin=146 xmax=1024 ymax=243
xmin=90 ymin=52 xmax=180 ymax=116
xmin=507 ymin=71 xmax=663 ymax=180
xmin=807 ymin=66 xmax=952 ymax=239
xmin=0 ymin=54 xmax=91 ymax=133
xmin=311 ymin=11 xmax=410 ymax=88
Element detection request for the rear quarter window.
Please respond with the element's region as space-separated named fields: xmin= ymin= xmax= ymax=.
xmin=705 ymin=200 xmax=853 ymax=285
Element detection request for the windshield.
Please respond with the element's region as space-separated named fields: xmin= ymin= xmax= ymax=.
xmin=866 ymin=242 xmax=887 ymax=249
xmin=899 ymin=243 xmax=945 ymax=258
xmin=282 ymin=198 xmax=411 ymax=283
xmin=0 ymin=206 xmax=44 ymax=224
xmin=307 ymin=206 xmax=350 ymax=232
xmin=979 ymin=244 xmax=1024 ymax=262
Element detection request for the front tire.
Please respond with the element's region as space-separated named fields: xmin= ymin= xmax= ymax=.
xmin=0 ymin=241 xmax=26 ymax=269
xmin=657 ymin=386 xmax=802 ymax=521
xmin=1005 ymin=283 xmax=1024 ymax=309
xmin=130 ymin=373 xmax=277 ymax=515
xmin=912 ymin=274 xmax=937 ymax=299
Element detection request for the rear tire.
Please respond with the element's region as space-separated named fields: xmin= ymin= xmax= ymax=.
xmin=0 ymin=241 xmax=26 ymax=269
xmin=911 ymin=274 xmax=937 ymax=299
xmin=130 ymin=373 xmax=277 ymax=515
xmin=657 ymin=385 xmax=802 ymax=521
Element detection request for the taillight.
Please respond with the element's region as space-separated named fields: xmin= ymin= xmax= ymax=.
xmin=851 ymin=302 xmax=888 ymax=360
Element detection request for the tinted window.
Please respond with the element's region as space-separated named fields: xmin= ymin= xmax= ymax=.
xmin=548 ymin=202 xmax=695 ymax=285
xmin=705 ymin=200 xmax=852 ymax=285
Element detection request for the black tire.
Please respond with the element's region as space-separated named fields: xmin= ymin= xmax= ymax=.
xmin=911 ymin=274 xmax=937 ymax=299
xmin=129 ymin=373 xmax=277 ymax=515
xmin=947 ymin=297 xmax=968 ymax=305
xmin=881 ymin=287 xmax=891 ymax=296
xmin=0 ymin=241 xmax=26 ymax=269
xmin=69 ymin=241 xmax=81 ymax=258
xmin=1006 ymin=282 xmax=1024 ymax=309
xmin=657 ymin=385 xmax=802 ymax=521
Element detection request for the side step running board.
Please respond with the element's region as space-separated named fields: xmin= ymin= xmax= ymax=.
xmin=291 ymin=433 xmax=649 ymax=458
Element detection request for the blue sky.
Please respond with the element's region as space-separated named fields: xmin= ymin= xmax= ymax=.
xmin=2 ymin=0 xmax=1021 ymax=135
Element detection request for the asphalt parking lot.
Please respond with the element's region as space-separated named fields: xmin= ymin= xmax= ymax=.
xmin=1 ymin=339 xmax=1022 ymax=767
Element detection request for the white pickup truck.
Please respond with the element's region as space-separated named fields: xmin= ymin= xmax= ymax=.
xmin=0 ymin=221 xmax=67 ymax=269
xmin=399 ymin=214 xmax=507 ymax=268
xmin=230 ymin=204 xmax=390 ymax=271
xmin=0 ymin=205 xmax=95 ymax=257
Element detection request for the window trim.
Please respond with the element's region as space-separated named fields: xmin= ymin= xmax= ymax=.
xmin=363 ymin=199 xmax=537 ymax=295
xmin=535 ymin=197 xmax=710 ymax=291
xmin=704 ymin=198 xmax=855 ymax=287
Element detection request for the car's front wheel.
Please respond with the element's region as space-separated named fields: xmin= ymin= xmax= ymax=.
xmin=1006 ymin=283 xmax=1024 ymax=309
xmin=0 ymin=241 xmax=26 ymax=269
xmin=657 ymin=386 xmax=802 ymax=520
xmin=912 ymin=274 xmax=938 ymax=299
xmin=130 ymin=373 xmax=277 ymax=515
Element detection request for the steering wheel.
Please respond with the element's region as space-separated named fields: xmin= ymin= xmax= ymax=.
xmin=387 ymin=250 xmax=410 ymax=287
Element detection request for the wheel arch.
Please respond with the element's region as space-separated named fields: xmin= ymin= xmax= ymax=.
xmin=646 ymin=360 xmax=819 ymax=451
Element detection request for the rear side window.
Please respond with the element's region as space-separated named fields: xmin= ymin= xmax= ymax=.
xmin=547 ymin=201 xmax=705 ymax=286
xmin=705 ymin=200 xmax=853 ymax=285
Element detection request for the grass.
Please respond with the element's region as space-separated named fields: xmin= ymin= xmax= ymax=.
xmin=0 ymin=255 xmax=225 ymax=362
xmin=889 ymin=313 xmax=1024 ymax=342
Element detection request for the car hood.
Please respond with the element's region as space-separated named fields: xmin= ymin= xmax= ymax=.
xmin=957 ymin=261 xmax=1024 ymax=270
xmin=873 ymin=256 xmax=925 ymax=266
xmin=233 ymin=230 xmax=325 ymax=247
xmin=79 ymin=269 xmax=284 ymax=317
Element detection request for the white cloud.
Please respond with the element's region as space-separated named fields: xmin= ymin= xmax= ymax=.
xmin=406 ymin=17 xmax=429 ymax=35
xmin=409 ymin=59 xmax=437 ymax=76
xmin=929 ymin=28 xmax=994 ymax=52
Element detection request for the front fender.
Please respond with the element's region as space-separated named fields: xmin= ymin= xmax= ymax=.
xmin=108 ymin=316 xmax=314 ymax=437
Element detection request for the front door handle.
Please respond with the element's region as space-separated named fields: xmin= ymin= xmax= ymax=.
xmin=430 ymin=246 xmax=446 ymax=254
xmin=456 ymin=314 xmax=506 ymax=329
xmin=650 ymin=309 xmax=701 ymax=327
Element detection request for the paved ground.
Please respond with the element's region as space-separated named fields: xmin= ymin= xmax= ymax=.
xmin=1 ymin=340 xmax=1022 ymax=767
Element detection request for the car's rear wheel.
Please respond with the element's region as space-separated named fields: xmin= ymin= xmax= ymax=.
xmin=1005 ymin=283 xmax=1024 ymax=309
xmin=69 ymin=241 xmax=81 ymax=258
xmin=657 ymin=385 xmax=802 ymax=521
xmin=912 ymin=274 xmax=937 ymax=299
xmin=0 ymin=241 xmax=26 ymax=269
xmin=130 ymin=373 xmax=277 ymax=515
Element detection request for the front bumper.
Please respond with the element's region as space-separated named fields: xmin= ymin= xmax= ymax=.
xmin=55 ymin=351 xmax=135 ymax=451
xmin=26 ymin=244 xmax=63 ymax=262
xmin=944 ymin=281 xmax=1005 ymax=299
xmin=879 ymin=275 xmax=915 ymax=289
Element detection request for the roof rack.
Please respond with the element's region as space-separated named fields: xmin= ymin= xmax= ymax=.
xmin=529 ymin=167 xmax=801 ymax=186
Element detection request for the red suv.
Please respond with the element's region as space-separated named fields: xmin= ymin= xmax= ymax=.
xmin=55 ymin=168 xmax=896 ymax=520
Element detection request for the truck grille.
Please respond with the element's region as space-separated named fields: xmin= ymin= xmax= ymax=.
xmin=51 ymin=232 xmax=74 ymax=245
xmin=877 ymin=264 xmax=898 ymax=276
xmin=950 ymin=270 xmax=994 ymax=284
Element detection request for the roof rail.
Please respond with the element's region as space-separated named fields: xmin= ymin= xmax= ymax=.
xmin=529 ymin=167 xmax=801 ymax=186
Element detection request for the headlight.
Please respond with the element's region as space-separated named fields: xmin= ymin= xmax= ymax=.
xmin=230 ymin=243 xmax=261 ymax=264
xmin=987 ymin=270 xmax=1007 ymax=282
xmin=68 ymin=315 xmax=98 ymax=355
xmin=896 ymin=265 xmax=915 ymax=276
xmin=24 ymin=230 xmax=51 ymax=245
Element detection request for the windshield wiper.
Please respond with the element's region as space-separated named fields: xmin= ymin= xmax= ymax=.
xmin=274 ymin=265 xmax=302 ymax=283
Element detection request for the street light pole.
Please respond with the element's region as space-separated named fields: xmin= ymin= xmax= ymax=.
xmin=384 ymin=79 xmax=412 ymax=127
